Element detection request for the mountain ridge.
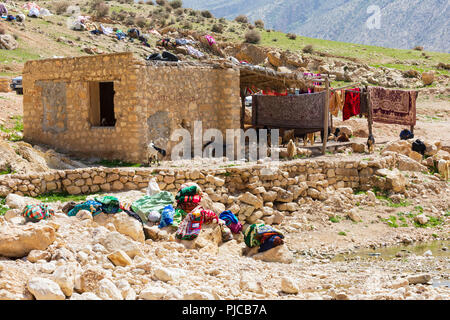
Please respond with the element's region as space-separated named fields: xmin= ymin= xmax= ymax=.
xmin=183 ymin=0 xmax=450 ymax=53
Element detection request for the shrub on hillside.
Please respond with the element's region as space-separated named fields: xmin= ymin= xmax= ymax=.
xmin=91 ymin=1 xmax=109 ymax=18
xmin=201 ymin=10 xmax=213 ymax=18
xmin=248 ymin=24 xmax=255 ymax=30
xmin=287 ymin=33 xmax=297 ymax=40
xmin=135 ymin=16 xmax=147 ymax=28
xmin=54 ymin=1 xmax=70 ymax=15
xmin=211 ymin=24 xmax=224 ymax=33
xmin=235 ymin=14 xmax=248 ymax=24
xmin=156 ymin=0 xmax=167 ymax=6
xmin=254 ymin=19 xmax=264 ymax=29
xmin=169 ymin=0 xmax=182 ymax=9
xmin=302 ymin=44 xmax=314 ymax=53
xmin=174 ymin=8 xmax=183 ymax=16
xmin=244 ymin=30 xmax=261 ymax=44
xmin=414 ymin=46 xmax=424 ymax=51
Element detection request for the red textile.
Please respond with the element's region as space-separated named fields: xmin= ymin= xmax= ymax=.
xmin=262 ymin=90 xmax=288 ymax=96
xmin=343 ymin=88 xmax=361 ymax=121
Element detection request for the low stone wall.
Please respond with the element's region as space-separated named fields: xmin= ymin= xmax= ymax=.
xmin=0 ymin=156 xmax=397 ymax=198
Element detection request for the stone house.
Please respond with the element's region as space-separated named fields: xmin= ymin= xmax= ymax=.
xmin=22 ymin=52 xmax=313 ymax=163
xmin=22 ymin=52 xmax=242 ymax=163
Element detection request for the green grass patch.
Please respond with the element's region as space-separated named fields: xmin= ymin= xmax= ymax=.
xmin=0 ymin=166 xmax=15 ymax=175
xmin=97 ymin=159 xmax=142 ymax=168
xmin=34 ymin=192 xmax=89 ymax=203
xmin=0 ymin=197 xmax=7 ymax=215
xmin=329 ymin=216 xmax=342 ymax=223
xmin=338 ymin=231 xmax=347 ymax=236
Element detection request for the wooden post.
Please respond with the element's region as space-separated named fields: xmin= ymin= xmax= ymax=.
xmin=322 ymin=78 xmax=330 ymax=155
xmin=367 ymin=89 xmax=373 ymax=137
xmin=410 ymin=125 xmax=414 ymax=134
xmin=240 ymin=88 xmax=246 ymax=130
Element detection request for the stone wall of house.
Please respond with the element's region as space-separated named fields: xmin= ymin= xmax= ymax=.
xmin=139 ymin=63 xmax=241 ymax=156
xmin=22 ymin=53 xmax=146 ymax=163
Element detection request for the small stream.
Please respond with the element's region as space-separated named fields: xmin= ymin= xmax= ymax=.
xmin=332 ymin=240 xmax=450 ymax=262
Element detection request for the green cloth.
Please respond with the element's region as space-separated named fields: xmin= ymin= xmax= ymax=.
xmin=94 ymin=196 xmax=121 ymax=214
xmin=171 ymin=208 xmax=187 ymax=228
xmin=131 ymin=191 xmax=175 ymax=223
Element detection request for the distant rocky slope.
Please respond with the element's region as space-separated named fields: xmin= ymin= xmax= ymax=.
xmin=184 ymin=0 xmax=450 ymax=53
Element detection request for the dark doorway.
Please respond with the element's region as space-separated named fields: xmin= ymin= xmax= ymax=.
xmin=89 ymin=81 xmax=116 ymax=127
xmin=99 ymin=82 xmax=116 ymax=127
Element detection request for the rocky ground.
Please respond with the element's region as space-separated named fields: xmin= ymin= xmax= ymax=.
xmin=0 ymin=0 xmax=449 ymax=302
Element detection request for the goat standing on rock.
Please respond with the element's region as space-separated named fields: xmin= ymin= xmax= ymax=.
xmin=148 ymin=142 xmax=167 ymax=166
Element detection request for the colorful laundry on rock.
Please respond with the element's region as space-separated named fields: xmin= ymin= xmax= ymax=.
xmin=94 ymin=196 xmax=121 ymax=214
xmin=171 ymin=208 xmax=187 ymax=228
xmin=258 ymin=234 xmax=284 ymax=253
xmin=343 ymin=88 xmax=361 ymax=121
xmin=244 ymin=224 xmax=284 ymax=249
xmin=175 ymin=211 xmax=203 ymax=240
xmin=68 ymin=200 xmax=103 ymax=217
xmin=219 ymin=210 xmax=242 ymax=234
xmin=159 ymin=205 xmax=175 ymax=228
xmin=22 ymin=204 xmax=54 ymax=222
xmin=131 ymin=191 xmax=175 ymax=224
xmin=368 ymin=86 xmax=418 ymax=126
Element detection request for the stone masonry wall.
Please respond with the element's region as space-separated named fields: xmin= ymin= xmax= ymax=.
xmin=0 ymin=156 xmax=398 ymax=224
xmin=139 ymin=64 xmax=241 ymax=155
xmin=22 ymin=53 xmax=146 ymax=163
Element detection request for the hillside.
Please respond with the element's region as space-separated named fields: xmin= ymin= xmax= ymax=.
xmin=0 ymin=0 xmax=449 ymax=84
xmin=183 ymin=0 xmax=450 ymax=53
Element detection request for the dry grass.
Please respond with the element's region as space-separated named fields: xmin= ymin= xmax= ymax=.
xmin=235 ymin=15 xmax=248 ymax=24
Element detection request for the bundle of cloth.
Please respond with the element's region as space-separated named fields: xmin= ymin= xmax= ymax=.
xmin=67 ymin=196 xmax=121 ymax=217
xmin=244 ymin=224 xmax=285 ymax=253
xmin=400 ymin=129 xmax=414 ymax=140
xmin=0 ymin=3 xmax=8 ymax=16
xmin=22 ymin=204 xmax=54 ymax=222
xmin=131 ymin=191 xmax=175 ymax=224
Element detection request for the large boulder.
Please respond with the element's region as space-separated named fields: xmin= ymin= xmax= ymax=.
xmin=112 ymin=212 xmax=145 ymax=243
xmin=421 ymin=72 xmax=435 ymax=85
xmin=234 ymin=43 xmax=267 ymax=65
xmin=5 ymin=193 xmax=27 ymax=210
xmin=0 ymin=34 xmax=19 ymax=50
xmin=381 ymin=140 xmax=412 ymax=156
xmin=374 ymin=168 xmax=406 ymax=193
xmin=398 ymin=154 xmax=427 ymax=172
xmin=98 ymin=231 xmax=143 ymax=258
xmin=0 ymin=224 xmax=56 ymax=258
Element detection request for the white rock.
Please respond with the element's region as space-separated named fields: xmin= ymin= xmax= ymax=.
xmin=52 ymin=263 xmax=77 ymax=297
xmin=76 ymin=210 xmax=93 ymax=221
xmin=281 ymin=277 xmax=299 ymax=294
xmin=153 ymin=267 xmax=184 ymax=282
xmin=70 ymin=292 xmax=102 ymax=300
xmin=112 ymin=212 xmax=145 ymax=243
xmin=139 ymin=286 xmax=167 ymax=300
xmin=5 ymin=193 xmax=26 ymax=210
xmin=97 ymin=278 xmax=123 ymax=300
xmin=183 ymin=290 xmax=214 ymax=300
xmin=27 ymin=277 xmax=66 ymax=300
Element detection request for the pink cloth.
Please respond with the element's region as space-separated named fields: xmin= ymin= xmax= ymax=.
xmin=204 ymin=35 xmax=216 ymax=46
